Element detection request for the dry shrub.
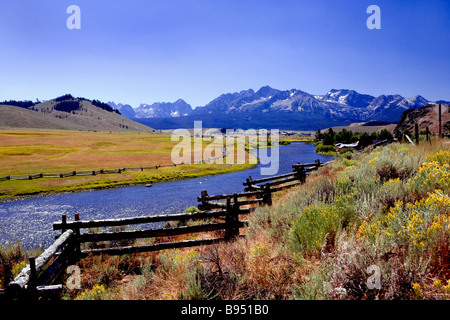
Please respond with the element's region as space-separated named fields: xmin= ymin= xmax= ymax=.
xmin=201 ymin=243 xmax=246 ymax=300
xmin=376 ymin=166 xmax=411 ymax=183
xmin=322 ymin=231 xmax=424 ymax=300
xmin=199 ymin=235 xmax=297 ymax=300
xmin=75 ymin=253 xmax=140 ymax=291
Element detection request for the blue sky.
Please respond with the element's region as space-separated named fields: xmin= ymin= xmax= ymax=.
xmin=0 ymin=0 xmax=449 ymax=107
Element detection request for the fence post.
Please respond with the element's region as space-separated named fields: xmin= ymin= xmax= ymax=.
xmin=294 ymin=165 xmax=306 ymax=184
xmin=74 ymin=214 xmax=81 ymax=257
xmin=61 ymin=214 xmax=67 ymax=233
xmin=3 ymin=263 xmax=11 ymax=292
xmin=232 ymin=193 xmax=240 ymax=238
xmin=262 ymin=184 xmax=272 ymax=206
xmin=225 ymin=196 xmax=239 ymax=240
xmin=199 ymin=190 xmax=208 ymax=210
xmin=28 ymin=256 xmax=37 ymax=299
xmin=315 ymin=159 xmax=321 ymax=169
xmin=426 ymin=127 xmax=430 ymax=143
xmin=225 ymin=197 xmax=233 ymax=240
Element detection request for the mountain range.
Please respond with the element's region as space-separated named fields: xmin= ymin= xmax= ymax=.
xmin=108 ymin=86 xmax=447 ymax=130
xmin=108 ymin=99 xmax=192 ymax=119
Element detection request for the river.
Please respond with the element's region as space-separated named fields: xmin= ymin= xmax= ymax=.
xmin=0 ymin=142 xmax=334 ymax=249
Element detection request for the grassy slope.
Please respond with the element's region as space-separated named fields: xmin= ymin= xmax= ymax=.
xmin=0 ymin=100 xmax=154 ymax=132
xmin=0 ymin=105 xmax=87 ymax=131
xmin=0 ymin=129 xmax=256 ymax=200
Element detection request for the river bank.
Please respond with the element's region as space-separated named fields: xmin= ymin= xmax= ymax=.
xmin=0 ymin=162 xmax=257 ymax=202
xmin=0 ymin=142 xmax=334 ymax=248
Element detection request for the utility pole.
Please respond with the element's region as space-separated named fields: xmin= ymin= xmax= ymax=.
xmin=415 ymin=123 xmax=419 ymax=145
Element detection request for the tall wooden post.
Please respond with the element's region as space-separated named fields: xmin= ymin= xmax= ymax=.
xmin=439 ymin=102 xmax=442 ymax=138
xmin=426 ymin=127 xmax=430 ymax=143
xmin=415 ymin=123 xmax=419 ymax=145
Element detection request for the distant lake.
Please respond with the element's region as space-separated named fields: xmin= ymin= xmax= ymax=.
xmin=0 ymin=142 xmax=334 ymax=249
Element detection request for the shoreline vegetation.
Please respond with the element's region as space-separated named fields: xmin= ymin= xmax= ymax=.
xmin=0 ymin=162 xmax=258 ymax=202
xmin=314 ymin=127 xmax=395 ymax=157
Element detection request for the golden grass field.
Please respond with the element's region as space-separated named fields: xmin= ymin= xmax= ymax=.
xmin=0 ymin=129 xmax=256 ymax=199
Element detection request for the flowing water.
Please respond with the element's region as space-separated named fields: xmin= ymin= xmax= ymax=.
xmin=0 ymin=142 xmax=334 ymax=248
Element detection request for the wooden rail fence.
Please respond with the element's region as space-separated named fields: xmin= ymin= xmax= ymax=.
xmin=2 ymin=198 xmax=250 ymax=299
xmin=1 ymin=159 xmax=328 ymax=300
xmin=243 ymin=159 xmax=328 ymax=204
xmin=0 ymin=150 xmax=229 ymax=182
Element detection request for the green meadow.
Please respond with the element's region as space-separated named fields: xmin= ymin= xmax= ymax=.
xmin=0 ymin=129 xmax=257 ymax=200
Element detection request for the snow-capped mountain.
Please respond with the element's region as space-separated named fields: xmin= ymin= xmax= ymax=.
xmin=110 ymin=86 xmax=437 ymax=130
xmin=135 ymin=99 xmax=192 ymax=118
xmin=364 ymin=94 xmax=429 ymax=121
xmin=316 ymin=89 xmax=374 ymax=109
xmin=190 ymin=86 xmax=429 ymax=122
xmin=108 ymin=99 xmax=192 ymax=119
xmin=107 ymin=102 xmax=136 ymax=119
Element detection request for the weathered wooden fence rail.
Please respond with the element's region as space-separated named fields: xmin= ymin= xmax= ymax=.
xmin=52 ymin=203 xmax=250 ymax=258
xmin=2 ymin=158 xmax=330 ymax=300
xmin=3 ymin=195 xmax=250 ymax=299
xmin=197 ymin=189 xmax=265 ymax=210
xmin=4 ymin=229 xmax=75 ymax=300
xmin=0 ymin=164 xmax=180 ymax=181
xmin=242 ymin=159 xmax=329 ymax=204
